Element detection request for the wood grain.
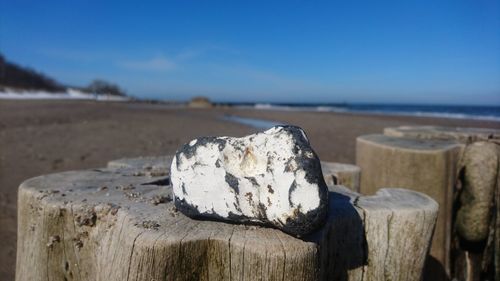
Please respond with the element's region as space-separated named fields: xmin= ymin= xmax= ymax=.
xmin=16 ymin=158 xmax=437 ymax=281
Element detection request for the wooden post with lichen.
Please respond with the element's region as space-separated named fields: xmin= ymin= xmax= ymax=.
xmin=357 ymin=126 xmax=500 ymax=281
xmin=16 ymin=156 xmax=437 ymax=281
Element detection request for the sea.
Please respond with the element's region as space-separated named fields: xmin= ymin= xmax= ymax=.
xmin=227 ymin=103 xmax=500 ymax=122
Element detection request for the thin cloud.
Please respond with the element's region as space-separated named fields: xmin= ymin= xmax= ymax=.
xmin=38 ymin=48 xmax=114 ymax=62
xmin=119 ymin=56 xmax=176 ymax=71
xmin=175 ymin=49 xmax=203 ymax=61
xmin=175 ymin=45 xmax=241 ymax=61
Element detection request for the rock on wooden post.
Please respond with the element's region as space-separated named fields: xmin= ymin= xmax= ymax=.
xmin=170 ymin=126 xmax=329 ymax=236
xmin=16 ymin=157 xmax=438 ymax=281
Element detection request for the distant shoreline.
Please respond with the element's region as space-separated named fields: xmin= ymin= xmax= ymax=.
xmin=1 ymin=93 xmax=499 ymax=122
xmin=225 ymin=102 xmax=500 ymax=122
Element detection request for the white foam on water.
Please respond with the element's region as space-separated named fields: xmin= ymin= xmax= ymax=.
xmin=243 ymin=103 xmax=500 ymax=122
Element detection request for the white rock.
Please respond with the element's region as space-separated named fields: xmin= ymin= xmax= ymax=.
xmin=170 ymin=125 xmax=328 ymax=236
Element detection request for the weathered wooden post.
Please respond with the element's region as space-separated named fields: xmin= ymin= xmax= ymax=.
xmin=320 ymin=162 xmax=360 ymax=192
xmin=356 ymin=126 xmax=500 ymax=281
xmin=16 ymin=156 xmax=438 ymax=281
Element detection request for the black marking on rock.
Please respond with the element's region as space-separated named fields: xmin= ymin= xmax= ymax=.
xmin=282 ymin=198 xmax=327 ymax=236
xmin=174 ymin=153 xmax=182 ymax=170
xmin=174 ymin=137 xmax=227 ymax=171
xmin=245 ymin=192 xmax=254 ymax=204
xmin=174 ymin=197 xmax=200 ymax=217
xmin=267 ymin=185 xmax=274 ymax=194
xmin=245 ymin=177 xmax=258 ymax=186
xmin=288 ymin=180 xmax=297 ymax=207
xmin=225 ymin=172 xmax=240 ymax=194
xmin=215 ymin=159 xmax=222 ymax=168
xmin=232 ymin=140 xmax=246 ymax=152
xmin=181 ymin=183 xmax=187 ymax=195
xmin=256 ymin=203 xmax=268 ymax=219
xmin=193 ymin=162 xmax=209 ymax=168
xmin=233 ymin=202 xmax=242 ymax=213
xmin=284 ymin=157 xmax=295 ymax=172
xmin=233 ymin=193 xmax=242 ymax=213
xmin=225 ymin=211 xmax=244 ymax=221
xmin=276 ymin=125 xmax=326 ymax=186
xmin=266 ymin=154 xmax=278 ymax=174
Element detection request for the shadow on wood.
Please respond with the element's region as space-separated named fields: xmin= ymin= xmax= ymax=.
xmin=314 ymin=191 xmax=367 ymax=281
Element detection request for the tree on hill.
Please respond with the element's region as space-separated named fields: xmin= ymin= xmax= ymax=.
xmin=84 ymin=79 xmax=127 ymax=96
xmin=0 ymin=54 xmax=65 ymax=92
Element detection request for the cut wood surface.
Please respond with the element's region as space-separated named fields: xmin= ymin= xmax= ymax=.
xmin=17 ymin=157 xmax=437 ymax=281
xmin=384 ymin=125 xmax=500 ymax=143
xmin=107 ymin=155 xmax=173 ymax=171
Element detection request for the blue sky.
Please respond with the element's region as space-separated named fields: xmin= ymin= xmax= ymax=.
xmin=1 ymin=0 xmax=499 ymax=104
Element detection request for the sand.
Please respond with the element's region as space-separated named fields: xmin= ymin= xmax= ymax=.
xmin=1 ymin=100 xmax=498 ymax=280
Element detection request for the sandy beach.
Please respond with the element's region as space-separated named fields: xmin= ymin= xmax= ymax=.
xmin=1 ymin=100 xmax=498 ymax=280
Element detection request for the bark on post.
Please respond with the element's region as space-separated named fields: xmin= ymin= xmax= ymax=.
xmin=16 ymin=158 xmax=437 ymax=281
